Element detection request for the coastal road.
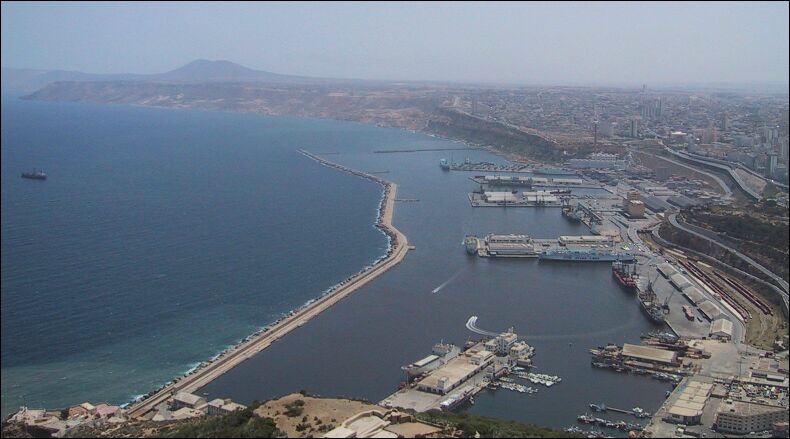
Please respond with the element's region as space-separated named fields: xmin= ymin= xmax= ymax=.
xmin=126 ymin=158 xmax=409 ymax=419
xmin=632 ymin=149 xmax=732 ymax=199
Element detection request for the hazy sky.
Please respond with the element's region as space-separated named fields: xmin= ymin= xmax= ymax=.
xmin=2 ymin=1 xmax=788 ymax=85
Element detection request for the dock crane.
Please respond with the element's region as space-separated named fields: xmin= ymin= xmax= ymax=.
xmin=661 ymin=276 xmax=676 ymax=314
xmin=646 ymin=271 xmax=660 ymax=294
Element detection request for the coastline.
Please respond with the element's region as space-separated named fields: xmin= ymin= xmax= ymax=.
xmin=125 ymin=150 xmax=409 ymax=418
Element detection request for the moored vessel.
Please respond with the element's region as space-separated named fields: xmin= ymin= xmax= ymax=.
xmin=539 ymin=248 xmax=635 ymax=262
xmin=21 ymin=169 xmax=47 ymax=180
xmin=612 ymin=261 xmax=638 ymax=292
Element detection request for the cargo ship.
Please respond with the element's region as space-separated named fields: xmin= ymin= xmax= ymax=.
xmin=21 ymin=169 xmax=46 ymax=180
xmin=533 ymin=167 xmax=577 ymax=175
xmin=561 ymin=206 xmax=583 ymax=222
xmin=484 ymin=234 xmax=537 ymax=257
xmin=539 ymin=248 xmax=635 ymax=262
xmin=637 ymin=286 xmax=666 ymax=324
xmin=612 ymin=261 xmax=638 ymax=293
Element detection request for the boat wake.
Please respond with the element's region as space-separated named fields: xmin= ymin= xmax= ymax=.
xmin=431 ymin=269 xmax=463 ymax=294
xmin=465 ymin=316 xmax=500 ymax=337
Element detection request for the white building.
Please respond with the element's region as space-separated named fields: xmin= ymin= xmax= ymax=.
xmin=709 ymin=319 xmax=734 ymax=341
xmin=171 ymin=392 xmax=207 ymax=411
xmin=715 ymin=400 xmax=788 ymax=434
xmin=207 ymin=398 xmax=246 ymax=416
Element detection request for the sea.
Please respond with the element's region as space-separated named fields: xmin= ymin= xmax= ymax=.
xmin=1 ymin=95 xmax=672 ymax=432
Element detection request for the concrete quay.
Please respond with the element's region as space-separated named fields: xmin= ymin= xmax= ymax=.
xmin=126 ymin=151 xmax=409 ymax=419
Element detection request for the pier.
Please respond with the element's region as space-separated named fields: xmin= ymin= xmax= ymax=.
xmin=374 ymin=147 xmax=479 ymax=153
xmin=125 ymin=151 xmax=410 ymax=419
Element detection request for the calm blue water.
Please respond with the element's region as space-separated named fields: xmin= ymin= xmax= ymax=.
xmin=1 ymin=97 xmax=672 ymax=431
xmin=1 ymin=97 xmax=386 ymax=416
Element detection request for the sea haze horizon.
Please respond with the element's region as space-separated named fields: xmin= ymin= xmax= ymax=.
xmin=1 ymin=97 xmax=672 ymax=430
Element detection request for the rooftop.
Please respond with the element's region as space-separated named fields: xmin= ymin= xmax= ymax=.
xmin=622 ymin=343 xmax=678 ymax=364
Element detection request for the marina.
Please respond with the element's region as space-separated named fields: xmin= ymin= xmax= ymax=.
xmin=382 ymin=328 xmax=547 ymax=413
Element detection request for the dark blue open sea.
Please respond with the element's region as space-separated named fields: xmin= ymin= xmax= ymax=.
xmin=2 ymin=96 xmax=672 ymax=431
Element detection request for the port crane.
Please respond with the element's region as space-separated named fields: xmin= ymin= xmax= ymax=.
xmin=646 ymin=271 xmax=660 ymax=293
xmin=662 ymin=288 xmax=676 ymax=314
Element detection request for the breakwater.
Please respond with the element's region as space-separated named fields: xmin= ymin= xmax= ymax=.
xmin=125 ymin=150 xmax=409 ymax=418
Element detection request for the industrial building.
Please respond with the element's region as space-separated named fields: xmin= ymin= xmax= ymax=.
xmin=698 ymin=300 xmax=722 ymax=321
xmin=415 ymin=348 xmax=494 ymax=395
xmin=170 ymin=392 xmax=207 ymax=411
xmin=207 ymin=399 xmax=246 ymax=416
xmin=715 ymin=400 xmax=789 ymax=434
xmin=657 ymin=262 xmax=679 ymax=278
xmin=664 ymin=379 xmax=713 ymax=425
xmin=709 ymin=319 xmax=734 ymax=341
xmin=621 ymin=343 xmax=679 ymax=366
xmin=479 ymin=191 xmax=561 ymax=206
xmin=670 ymin=273 xmax=692 ymax=291
xmin=682 ymin=286 xmax=706 ymax=305
xmin=482 ymin=191 xmax=519 ymax=203
xmin=522 ymin=191 xmax=559 ymax=203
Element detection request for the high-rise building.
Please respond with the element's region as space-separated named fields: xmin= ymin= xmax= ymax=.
xmin=768 ymin=153 xmax=778 ymax=178
xmin=720 ymin=113 xmax=729 ymax=131
xmin=630 ymin=118 xmax=638 ymax=138
xmin=640 ymin=98 xmax=662 ymax=119
xmin=598 ymin=121 xmax=614 ymax=138
xmin=702 ymin=126 xmax=717 ymax=144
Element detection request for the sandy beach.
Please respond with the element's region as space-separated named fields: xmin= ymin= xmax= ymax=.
xmin=126 ymin=151 xmax=409 ymax=418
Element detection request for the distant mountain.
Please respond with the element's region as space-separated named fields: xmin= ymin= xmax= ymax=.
xmin=152 ymin=59 xmax=302 ymax=83
xmin=2 ymin=60 xmax=322 ymax=93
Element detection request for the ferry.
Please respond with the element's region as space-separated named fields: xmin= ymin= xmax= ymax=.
xmin=539 ymin=248 xmax=635 ymax=262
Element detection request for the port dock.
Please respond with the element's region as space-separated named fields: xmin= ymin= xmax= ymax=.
xmin=382 ymin=326 xmax=541 ymax=412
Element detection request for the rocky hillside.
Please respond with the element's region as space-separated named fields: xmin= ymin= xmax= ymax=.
xmin=681 ymin=202 xmax=789 ymax=280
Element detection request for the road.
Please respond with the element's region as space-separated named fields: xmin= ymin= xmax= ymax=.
xmin=632 ymin=149 xmax=732 ymax=199
xmin=664 ymin=148 xmax=761 ymax=201
xmin=668 ymin=214 xmax=788 ymax=295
